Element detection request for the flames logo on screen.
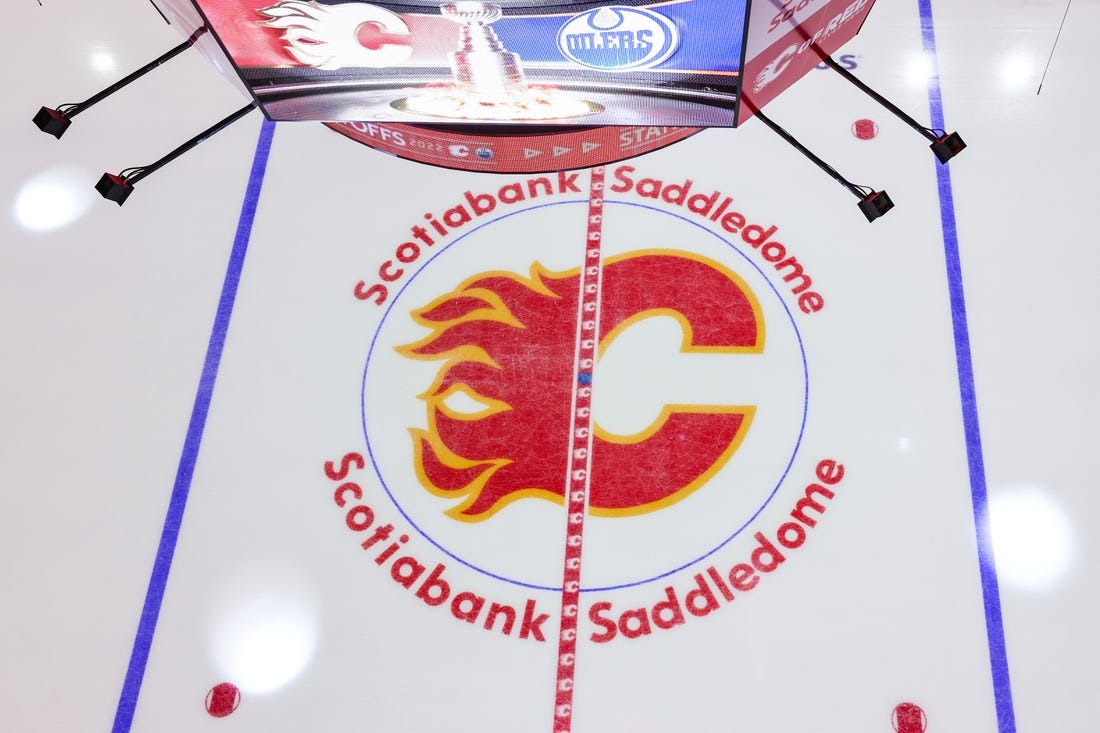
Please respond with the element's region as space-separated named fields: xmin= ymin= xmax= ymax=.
xmin=397 ymin=251 xmax=762 ymax=521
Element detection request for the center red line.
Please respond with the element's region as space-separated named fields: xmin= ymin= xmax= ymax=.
xmin=552 ymin=167 xmax=606 ymax=733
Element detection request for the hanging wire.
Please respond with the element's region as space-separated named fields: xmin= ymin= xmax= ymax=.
xmin=1038 ymin=0 xmax=1073 ymax=94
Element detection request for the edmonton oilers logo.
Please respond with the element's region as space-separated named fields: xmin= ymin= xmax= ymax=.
xmin=557 ymin=6 xmax=679 ymax=71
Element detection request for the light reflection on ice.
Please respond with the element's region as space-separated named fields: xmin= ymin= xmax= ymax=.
xmin=987 ymin=485 xmax=1074 ymax=593
xmin=13 ymin=166 xmax=94 ymax=233
xmin=210 ymin=565 xmax=319 ymax=695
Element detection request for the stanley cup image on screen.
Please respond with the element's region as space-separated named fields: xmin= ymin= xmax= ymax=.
xmin=389 ymin=2 xmax=604 ymax=121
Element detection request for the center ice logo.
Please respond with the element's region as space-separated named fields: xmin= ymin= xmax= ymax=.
xmin=557 ymin=6 xmax=679 ymax=71
xmin=398 ymin=251 xmax=762 ymax=521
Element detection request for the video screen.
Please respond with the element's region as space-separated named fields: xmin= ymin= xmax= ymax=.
xmin=191 ymin=1 xmax=747 ymax=126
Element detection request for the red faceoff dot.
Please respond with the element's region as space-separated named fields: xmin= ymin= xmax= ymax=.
xmin=205 ymin=682 xmax=241 ymax=718
xmin=853 ymin=118 xmax=879 ymax=140
xmin=892 ymin=702 xmax=927 ymax=733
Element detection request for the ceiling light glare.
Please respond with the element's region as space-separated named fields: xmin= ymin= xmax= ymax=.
xmin=906 ymin=52 xmax=935 ymax=85
xmin=999 ymin=53 xmax=1034 ymax=90
xmin=90 ymin=50 xmax=117 ymax=73
xmin=987 ymin=485 xmax=1074 ymax=593
xmin=210 ymin=568 xmax=319 ymax=696
xmin=13 ymin=166 xmax=94 ymax=233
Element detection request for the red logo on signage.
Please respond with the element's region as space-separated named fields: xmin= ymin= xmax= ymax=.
xmin=399 ymin=251 xmax=763 ymax=520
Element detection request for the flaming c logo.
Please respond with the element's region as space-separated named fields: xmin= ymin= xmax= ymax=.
xmin=398 ymin=250 xmax=763 ymax=521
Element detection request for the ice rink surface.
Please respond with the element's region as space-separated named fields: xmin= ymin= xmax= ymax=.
xmin=2 ymin=1 xmax=1097 ymax=732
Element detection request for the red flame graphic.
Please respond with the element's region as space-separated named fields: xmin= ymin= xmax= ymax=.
xmin=400 ymin=252 xmax=762 ymax=520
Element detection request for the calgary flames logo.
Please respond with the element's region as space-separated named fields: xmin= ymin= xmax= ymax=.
xmin=398 ymin=250 xmax=763 ymax=521
xmin=258 ymin=1 xmax=412 ymax=70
